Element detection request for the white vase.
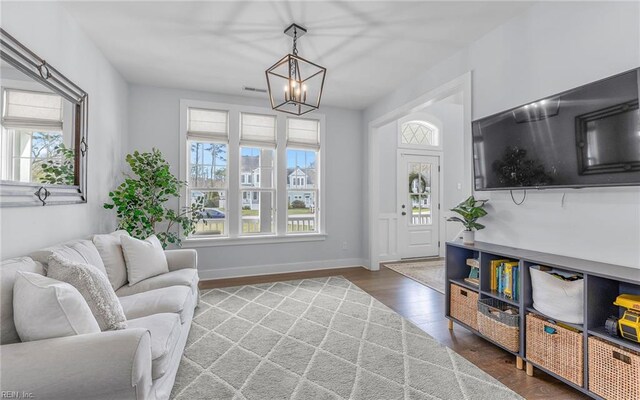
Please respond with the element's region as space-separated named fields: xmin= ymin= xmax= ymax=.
xmin=462 ymin=230 xmax=475 ymax=245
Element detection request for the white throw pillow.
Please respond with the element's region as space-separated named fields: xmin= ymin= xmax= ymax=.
xmin=13 ymin=271 xmax=100 ymax=342
xmin=93 ymin=230 xmax=130 ymax=290
xmin=121 ymin=235 xmax=169 ymax=286
xmin=47 ymin=254 xmax=127 ymax=331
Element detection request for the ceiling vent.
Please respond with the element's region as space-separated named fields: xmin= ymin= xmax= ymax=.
xmin=242 ymin=86 xmax=267 ymax=94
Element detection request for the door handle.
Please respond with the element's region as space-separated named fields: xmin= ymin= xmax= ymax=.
xmin=401 ymin=211 xmax=406 ymax=216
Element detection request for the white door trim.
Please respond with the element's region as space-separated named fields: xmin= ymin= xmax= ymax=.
xmin=366 ymin=71 xmax=473 ymax=270
xmin=396 ymin=149 xmax=443 ymax=259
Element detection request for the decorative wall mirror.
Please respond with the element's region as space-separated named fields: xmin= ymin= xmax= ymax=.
xmin=0 ymin=28 xmax=88 ymax=206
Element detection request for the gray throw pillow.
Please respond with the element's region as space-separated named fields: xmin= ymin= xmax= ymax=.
xmin=47 ymin=253 xmax=127 ymax=331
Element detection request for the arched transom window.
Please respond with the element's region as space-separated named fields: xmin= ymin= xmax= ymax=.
xmin=400 ymin=121 xmax=439 ymax=147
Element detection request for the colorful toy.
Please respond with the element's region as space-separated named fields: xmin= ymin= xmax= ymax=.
xmin=605 ymin=294 xmax=640 ymax=343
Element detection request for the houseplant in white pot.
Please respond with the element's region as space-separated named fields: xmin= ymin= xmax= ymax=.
xmin=447 ymin=195 xmax=488 ymax=244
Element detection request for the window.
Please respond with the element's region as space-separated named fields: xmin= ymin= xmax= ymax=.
xmin=240 ymin=113 xmax=276 ymax=235
xmin=182 ymin=102 xmax=323 ymax=241
xmin=400 ymin=120 xmax=439 ymax=147
xmin=286 ymin=118 xmax=319 ymax=233
xmin=1 ymin=89 xmax=67 ymax=183
xmin=186 ymin=108 xmax=228 ymax=236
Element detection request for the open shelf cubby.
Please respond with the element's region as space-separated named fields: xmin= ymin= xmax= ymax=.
xmin=445 ymin=240 xmax=640 ymax=400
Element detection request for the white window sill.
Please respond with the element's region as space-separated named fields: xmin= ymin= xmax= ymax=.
xmin=182 ymin=233 xmax=327 ymax=248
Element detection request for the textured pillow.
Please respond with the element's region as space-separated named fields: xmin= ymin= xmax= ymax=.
xmin=47 ymin=254 xmax=127 ymax=331
xmin=93 ymin=230 xmax=130 ymax=290
xmin=13 ymin=271 xmax=100 ymax=342
xmin=121 ymin=235 xmax=169 ymax=286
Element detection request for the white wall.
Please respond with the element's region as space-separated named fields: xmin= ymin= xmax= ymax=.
xmin=378 ymin=121 xmax=397 ymax=214
xmin=0 ymin=2 xmax=129 ymax=259
xmin=365 ymin=2 xmax=640 ymax=268
xmin=427 ymin=102 xmax=467 ymax=242
xmin=128 ymin=85 xmax=364 ymax=278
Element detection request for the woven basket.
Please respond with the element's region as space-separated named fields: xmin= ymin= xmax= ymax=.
xmin=450 ymin=283 xmax=478 ymax=330
xmin=526 ymin=313 xmax=583 ymax=386
xmin=589 ymin=336 xmax=640 ymax=400
xmin=477 ymin=298 xmax=520 ymax=352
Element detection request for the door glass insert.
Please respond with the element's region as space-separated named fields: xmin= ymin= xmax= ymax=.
xmin=408 ymin=162 xmax=432 ymax=225
xmin=400 ymin=121 xmax=438 ymax=146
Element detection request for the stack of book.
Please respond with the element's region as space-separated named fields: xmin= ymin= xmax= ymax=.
xmin=490 ymin=259 xmax=520 ymax=301
xmin=464 ymin=258 xmax=480 ymax=287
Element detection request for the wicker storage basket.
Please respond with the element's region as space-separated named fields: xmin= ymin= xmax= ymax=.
xmin=526 ymin=313 xmax=583 ymax=386
xmin=589 ymin=336 xmax=640 ymax=400
xmin=450 ymin=283 xmax=478 ymax=330
xmin=477 ymin=298 xmax=520 ymax=352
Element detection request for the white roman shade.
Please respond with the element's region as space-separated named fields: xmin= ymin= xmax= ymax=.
xmin=240 ymin=113 xmax=276 ymax=147
xmin=2 ymin=89 xmax=63 ymax=130
xmin=287 ymin=118 xmax=320 ymax=150
xmin=187 ymin=108 xmax=228 ymax=140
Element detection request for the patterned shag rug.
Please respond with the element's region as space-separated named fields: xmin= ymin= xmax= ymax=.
xmin=385 ymin=259 xmax=446 ymax=294
xmin=171 ymin=276 xmax=521 ymax=400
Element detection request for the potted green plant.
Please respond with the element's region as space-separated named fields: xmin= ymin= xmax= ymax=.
xmin=447 ymin=195 xmax=488 ymax=244
xmin=104 ymin=148 xmax=205 ymax=248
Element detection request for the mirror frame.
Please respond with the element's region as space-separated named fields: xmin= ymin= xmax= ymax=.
xmin=0 ymin=28 xmax=88 ymax=207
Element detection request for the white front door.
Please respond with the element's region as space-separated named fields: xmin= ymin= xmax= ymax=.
xmin=397 ymin=153 xmax=440 ymax=258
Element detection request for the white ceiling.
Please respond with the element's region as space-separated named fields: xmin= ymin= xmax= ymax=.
xmin=62 ymin=1 xmax=533 ymax=110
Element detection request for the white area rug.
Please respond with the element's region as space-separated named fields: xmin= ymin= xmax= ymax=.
xmin=385 ymin=259 xmax=446 ymax=294
xmin=170 ymin=276 xmax=521 ymax=400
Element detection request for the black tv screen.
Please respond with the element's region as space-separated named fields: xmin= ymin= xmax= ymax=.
xmin=472 ymin=68 xmax=640 ymax=190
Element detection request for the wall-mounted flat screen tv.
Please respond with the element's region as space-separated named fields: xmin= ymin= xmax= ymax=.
xmin=472 ymin=68 xmax=640 ymax=190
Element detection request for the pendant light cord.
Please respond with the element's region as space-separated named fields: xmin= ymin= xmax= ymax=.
xmin=292 ymin=28 xmax=298 ymax=55
xmin=510 ymin=189 xmax=527 ymax=205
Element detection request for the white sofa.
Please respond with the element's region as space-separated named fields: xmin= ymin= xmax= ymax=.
xmin=0 ymin=238 xmax=199 ymax=400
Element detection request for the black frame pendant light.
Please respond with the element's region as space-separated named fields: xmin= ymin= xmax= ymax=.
xmin=265 ymin=23 xmax=327 ymax=116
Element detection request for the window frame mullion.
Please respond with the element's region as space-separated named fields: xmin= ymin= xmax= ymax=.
xmin=227 ymin=109 xmax=240 ymax=238
xmin=276 ymin=114 xmax=288 ymax=236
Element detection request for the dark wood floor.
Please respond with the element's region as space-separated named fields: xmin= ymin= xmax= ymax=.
xmin=200 ymin=266 xmax=589 ymax=400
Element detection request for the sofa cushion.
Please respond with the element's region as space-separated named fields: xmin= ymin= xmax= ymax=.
xmin=121 ymin=235 xmax=169 ymax=286
xmin=30 ymin=239 xmax=108 ymax=277
xmin=13 ymin=271 xmax=100 ymax=342
xmin=126 ymin=313 xmax=181 ymax=379
xmin=119 ymin=286 xmax=192 ymax=323
xmin=93 ymin=230 xmax=130 ymax=290
xmin=115 ymin=268 xmax=198 ymax=297
xmin=47 ymin=254 xmax=127 ymax=331
xmin=1 ymin=257 xmax=45 ymax=345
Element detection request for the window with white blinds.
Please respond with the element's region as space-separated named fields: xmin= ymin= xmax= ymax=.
xmin=182 ymin=102 xmax=322 ymax=240
xmin=186 ymin=107 xmax=229 ymax=237
xmin=187 ymin=108 xmax=228 ymax=140
xmin=2 ymin=89 xmax=63 ymax=129
xmin=240 ymin=113 xmax=276 ymax=146
xmin=287 ymin=118 xmax=319 ymax=149
xmin=240 ymin=113 xmax=276 ymax=235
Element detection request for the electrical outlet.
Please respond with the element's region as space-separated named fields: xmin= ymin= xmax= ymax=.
xmin=342 ymin=241 xmax=348 ymax=250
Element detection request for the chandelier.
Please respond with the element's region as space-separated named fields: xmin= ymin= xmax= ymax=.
xmin=265 ymin=23 xmax=327 ymax=116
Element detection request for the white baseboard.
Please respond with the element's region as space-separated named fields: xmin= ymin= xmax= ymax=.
xmin=197 ymin=258 xmax=368 ymax=281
